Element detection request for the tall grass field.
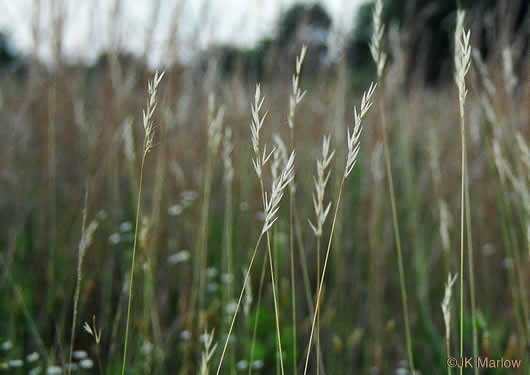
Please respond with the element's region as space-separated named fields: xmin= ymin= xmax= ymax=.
xmin=0 ymin=0 xmax=528 ymax=374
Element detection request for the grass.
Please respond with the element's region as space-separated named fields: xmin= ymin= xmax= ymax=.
xmin=0 ymin=4 xmax=528 ymax=375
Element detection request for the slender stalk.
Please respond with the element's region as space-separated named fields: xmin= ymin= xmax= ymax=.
xmin=197 ymin=163 xmax=214 ymax=314
xmin=121 ymin=151 xmax=146 ymax=375
xmin=288 ymin=46 xmax=306 ymax=374
xmin=303 ymin=177 xmax=345 ymax=375
xmin=294 ymin=207 xmax=327 ymax=375
xmin=454 ymin=16 xmax=471 ymax=374
xmin=458 ymin=101 xmax=465 ymax=375
xmin=223 ymin=149 xmax=235 ymax=374
xmin=465 ymin=170 xmax=478 ymax=375
xmin=248 ymin=251 xmax=268 ymax=375
xmin=68 ymin=191 xmax=88 ymax=374
xmin=379 ymin=95 xmax=415 ymax=373
xmin=369 ymin=2 xmax=414 ymax=369
xmin=316 ymin=235 xmax=321 ymax=375
xmin=216 ymin=232 xmax=265 ymax=375
xmin=118 ymin=72 xmax=164 ymax=374
xmin=289 ymin=189 xmax=297 ymax=374
xmin=259 ymin=179 xmax=286 ymax=375
xmin=303 ymin=82 xmax=374 ymax=375
xmin=289 ymin=128 xmax=297 ymax=375
xmin=195 ymin=99 xmax=223 ymax=327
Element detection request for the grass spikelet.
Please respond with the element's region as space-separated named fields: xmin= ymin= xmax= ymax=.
xmin=199 ymin=331 xmax=217 ymax=375
xmin=369 ymin=0 xmax=387 ymax=78
xmin=441 ymin=273 xmax=458 ymax=375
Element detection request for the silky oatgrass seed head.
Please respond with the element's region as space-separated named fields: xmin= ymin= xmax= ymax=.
xmin=288 ymin=45 xmax=307 ymax=129
xmin=454 ymin=11 xmax=471 ymax=116
xmin=143 ymin=70 xmax=165 ymax=153
xmin=345 ymin=82 xmax=377 ymax=178
xmin=369 ymin=0 xmax=387 ymax=79
xmin=263 ymin=151 xmax=295 ymax=234
xmin=309 ymin=135 xmax=335 ymax=237
xmin=250 ymin=84 xmax=274 ymax=179
xmin=441 ymin=273 xmax=458 ymax=344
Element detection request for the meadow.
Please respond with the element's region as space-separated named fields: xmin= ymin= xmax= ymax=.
xmin=0 ymin=1 xmax=528 ymax=374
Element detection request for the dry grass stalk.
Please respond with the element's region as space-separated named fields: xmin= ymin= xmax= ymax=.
xmin=454 ymin=11 xmax=471 ymax=375
xmin=216 ymin=86 xmax=295 ymax=375
xmin=303 ymin=82 xmax=376 ymax=375
xmin=309 ymin=135 xmax=334 ymax=375
xmin=122 ymin=70 xmax=164 ymax=375
xmin=287 ymin=45 xmax=307 ymax=374
xmin=68 ymin=189 xmax=98 ymax=375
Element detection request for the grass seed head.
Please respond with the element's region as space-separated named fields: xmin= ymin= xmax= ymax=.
xmin=345 ymin=82 xmax=376 ymax=178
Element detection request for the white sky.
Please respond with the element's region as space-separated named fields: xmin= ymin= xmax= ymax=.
xmin=0 ymin=0 xmax=367 ymax=66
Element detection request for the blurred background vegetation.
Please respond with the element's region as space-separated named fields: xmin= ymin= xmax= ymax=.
xmin=0 ymin=0 xmax=528 ymax=374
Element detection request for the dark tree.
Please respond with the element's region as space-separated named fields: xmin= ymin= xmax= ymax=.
xmin=0 ymin=32 xmax=16 ymax=69
xmin=348 ymin=0 xmax=529 ymax=85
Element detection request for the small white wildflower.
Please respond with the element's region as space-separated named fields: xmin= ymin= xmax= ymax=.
xmin=207 ymin=268 xmax=218 ymax=278
xmin=1 ymin=340 xmax=13 ymax=351
xmin=200 ymin=333 xmax=212 ymax=344
xmin=252 ymin=360 xmax=264 ymax=369
xmin=72 ymin=350 xmax=87 ymax=360
xmin=221 ymin=273 xmax=233 ymax=284
xmin=8 ymin=359 xmax=23 ymax=367
xmin=96 ymin=210 xmax=107 ymax=220
xmin=29 ymin=366 xmax=42 ymax=375
xmin=109 ymin=233 xmax=120 ymax=245
xmin=168 ymin=250 xmax=190 ymax=265
xmin=237 ymin=360 xmax=248 ymax=370
xmin=79 ymin=359 xmax=93 ymax=369
xmin=26 ymin=352 xmax=40 ymax=363
xmin=226 ymin=301 xmax=238 ymax=314
xmin=141 ymin=341 xmax=153 ymax=355
xmin=207 ymin=283 xmax=218 ymax=292
xmin=64 ymin=363 xmax=77 ymax=371
xmin=182 ymin=191 xmax=198 ymax=201
xmin=180 ymin=330 xmax=191 ymax=340
xmin=168 ymin=204 xmax=183 ymax=216
xmin=46 ymin=365 xmax=62 ymax=375
xmin=120 ymin=222 xmax=132 ymax=232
